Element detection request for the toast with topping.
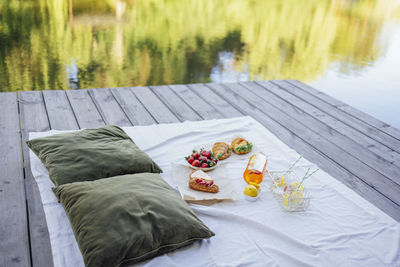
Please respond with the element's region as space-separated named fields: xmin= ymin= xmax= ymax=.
xmin=231 ymin=137 xmax=253 ymax=155
xmin=189 ymin=170 xmax=219 ymax=193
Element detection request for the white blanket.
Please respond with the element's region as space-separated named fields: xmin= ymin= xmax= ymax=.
xmin=29 ymin=116 xmax=400 ymax=267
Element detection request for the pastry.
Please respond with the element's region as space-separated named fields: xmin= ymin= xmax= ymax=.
xmin=231 ymin=137 xmax=253 ymax=154
xmin=212 ymin=142 xmax=231 ymax=160
xmin=189 ymin=170 xmax=219 ymax=193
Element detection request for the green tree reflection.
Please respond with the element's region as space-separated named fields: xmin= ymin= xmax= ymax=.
xmin=0 ymin=0 xmax=399 ymax=91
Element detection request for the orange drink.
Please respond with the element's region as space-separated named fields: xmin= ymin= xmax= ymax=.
xmin=243 ymin=152 xmax=268 ymax=184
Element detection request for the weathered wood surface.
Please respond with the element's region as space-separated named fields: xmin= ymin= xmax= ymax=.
xmin=131 ymin=87 xmax=180 ymax=123
xmin=43 ymin=90 xmax=79 ymax=130
xmin=1 ymin=81 xmax=399 ymax=267
xmin=150 ymin=85 xmax=202 ymax=122
xmin=0 ymin=93 xmax=30 ymax=267
xmin=18 ymin=91 xmax=53 ymax=267
xmin=261 ymin=81 xmax=400 ymax=168
xmin=287 ymin=79 xmax=400 ymax=141
xmin=168 ymin=84 xmax=225 ymax=120
xmin=111 ymin=87 xmax=156 ymax=126
xmin=187 ymin=83 xmax=242 ymax=118
xmin=88 ymin=88 xmax=131 ymax=126
xmin=66 ymin=90 xmax=104 ymax=128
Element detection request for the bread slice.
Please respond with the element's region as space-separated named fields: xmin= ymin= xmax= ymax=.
xmin=212 ymin=142 xmax=231 ymax=160
xmin=189 ymin=170 xmax=219 ymax=193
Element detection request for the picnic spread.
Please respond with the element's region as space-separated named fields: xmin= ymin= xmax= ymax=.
xmin=28 ymin=116 xmax=400 ymax=267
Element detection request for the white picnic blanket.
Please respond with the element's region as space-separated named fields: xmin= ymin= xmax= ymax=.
xmin=29 ymin=116 xmax=400 ymax=267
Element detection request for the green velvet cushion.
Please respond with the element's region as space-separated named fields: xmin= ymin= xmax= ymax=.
xmin=53 ymin=173 xmax=215 ymax=267
xmin=27 ymin=125 xmax=162 ymax=186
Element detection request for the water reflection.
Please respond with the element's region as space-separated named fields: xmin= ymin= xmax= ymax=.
xmin=0 ymin=0 xmax=399 ymax=92
xmin=210 ymin=51 xmax=249 ymax=83
xmin=66 ymin=60 xmax=79 ymax=89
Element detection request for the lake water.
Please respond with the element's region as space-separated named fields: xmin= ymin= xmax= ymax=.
xmin=1 ymin=0 xmax=399 ymax=128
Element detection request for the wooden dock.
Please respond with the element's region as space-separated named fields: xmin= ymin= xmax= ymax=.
xmin=1 ymin=80 xmax=400 ymax=267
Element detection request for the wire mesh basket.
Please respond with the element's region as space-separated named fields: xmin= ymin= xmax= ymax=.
xmin=267 ymin=170 xmax=311 ymax=212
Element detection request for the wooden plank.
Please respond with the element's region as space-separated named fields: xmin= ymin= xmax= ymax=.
xmin=248 ymin=81 xmax=400 ymax=185
xmin=130 ymin=87 xmax=180 ymax=123
xmin=187 ymin=83 xmax=242 ymax=118
xmin=66 ymin=90 xmax=105 ymax=128
xmin=286 ymin=79 xmax=400 ymax=143
xmin=260 ymin=81 xmax=400 ymax=163
xmin=205 ymin=83 xmax=400 ymax=220
xmin=277 ymin=80 xmax=400 ymax=154
xmin=42 ymin=90 xmax=79 ymax=130
xmin=150 ymin=85 xmax=201 ymax=121
xmin=88 ymin=88 xmax=132 ymax=126
xmin=111 ymin=87 xmax=156 ymax=126
xmin=168 ymin=84 xmax=225 ymax=120
xmin=0 ymin=93 xmax=31 ymax=267
xmin=18 ymin=91 xmax=54 ymax=267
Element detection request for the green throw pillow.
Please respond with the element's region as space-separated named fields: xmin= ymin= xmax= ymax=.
xmin=27 ymin=125 xmax=162 ymax=186
xmin=53 ymin=173 xmax=215 ymax=267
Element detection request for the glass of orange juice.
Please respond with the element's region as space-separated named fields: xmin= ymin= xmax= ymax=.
xmin=243 ymin=152 xmax=268 ymax=184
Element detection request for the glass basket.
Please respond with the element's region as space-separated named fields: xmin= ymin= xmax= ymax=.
xmin=267 ymin=171 xmax=311 ymax=212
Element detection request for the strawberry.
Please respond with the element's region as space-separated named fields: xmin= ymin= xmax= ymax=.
xmin=201 ymin=150 xmax=211 ymax=158
xmin=192 ymin=160 xmax=200 ymax=167
xmin=200 ymin=163 xmax=208 ymax=168
xmin=187 ymin=157 xmax=194 ymax=164
xmin=198 ymin=156 xmax=208 ymax=162
xmin=192 ymin=151 xmax=200 ymax=159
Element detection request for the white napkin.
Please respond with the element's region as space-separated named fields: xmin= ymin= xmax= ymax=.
xmin=172 ymin=163 xmax=238 ymax=202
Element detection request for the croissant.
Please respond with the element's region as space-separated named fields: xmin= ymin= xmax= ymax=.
xmin=212 ymin=142 xmax=231 ymax=160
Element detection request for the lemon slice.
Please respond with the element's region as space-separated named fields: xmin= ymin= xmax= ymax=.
xmin=244 ymin=185 xmax=258 ymax=197
xmin=249 ymin=182 xmax=260 ymax=189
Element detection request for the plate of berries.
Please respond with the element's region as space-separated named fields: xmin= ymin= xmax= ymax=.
xmin=185 ymin=148 xmax=219 ymax=171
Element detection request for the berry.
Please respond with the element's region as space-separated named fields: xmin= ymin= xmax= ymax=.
xmin=201 ymin=150 xmax=211 ymax=158
xmin=192 ymin=160 xmax=200 ymax=167
xmin=199 ymin=156 xmax=208 ymax=162
xmin=201 ymin=163 xmax=208 ymax=168
xmin=192 ymin=151 xmax=200 ymax=159
xmin=187 ymin=157 xmax=194 ymax=164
